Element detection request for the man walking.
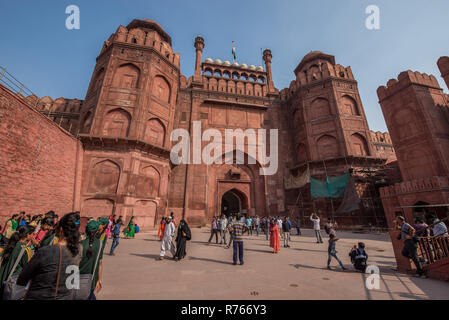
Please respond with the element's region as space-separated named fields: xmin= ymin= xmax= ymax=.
xmin=230 ymin=214 xmax=249 ymax=265
xmin=395 ymin=216 xmax=426 ymax=277
xmin=295 ymin=216 xmax=302 ymax=235
xmin=219 ymin=215 xmax=228 ymax=245
xmin=208 ymin=217 xmax=219 ymax=244
xmin=246 ymin=216 xmax=253 ymax=236
xmin=310 ymin=213 xmax=323 ymax=243
xmin=109 ymin=216 xmax=123 ymax=255
xmin=159 ymin=216 xmax=176 ymax=260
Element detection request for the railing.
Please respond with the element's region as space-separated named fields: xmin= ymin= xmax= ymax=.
xmin=418 ymin=236 xmax=449 ymax=265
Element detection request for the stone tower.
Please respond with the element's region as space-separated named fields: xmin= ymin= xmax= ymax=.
xmin=76 ymin=19 xmax=181 ymax=228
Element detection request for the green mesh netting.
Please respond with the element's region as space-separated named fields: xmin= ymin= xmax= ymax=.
xmin=310 ymin=173 xmax=349 ymax=199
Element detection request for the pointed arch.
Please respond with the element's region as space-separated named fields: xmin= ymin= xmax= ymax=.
xmin=103 ymin=108 xmax=131 ymax=137
xmin=341 ymin=95 xmax=360 ymax=116
xmin=112 ymin=63 xmax=140 ymax=88
xmin=88 ymin=160 xmax=120 ymax=194
xmin=310 ymin=97 xmax=331 ymax=119
xmin=350 ymin=133 xmax=369 ymax=156
xmin=144 ymin=117 xmax=166 ymax=146
xmin=152 ymin=75 xmax=171 ymax=103
xmin=317 ymin=134 xmax=339 ymax=159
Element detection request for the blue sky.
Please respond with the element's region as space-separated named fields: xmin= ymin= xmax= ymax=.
xmin=1 ymin=0 xmax=448 ymax=132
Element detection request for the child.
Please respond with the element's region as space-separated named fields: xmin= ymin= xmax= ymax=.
xmin=349 ymin=242 xmax=368 ymax=272
xmin=327 ymin=232 xmax=346 ymax=270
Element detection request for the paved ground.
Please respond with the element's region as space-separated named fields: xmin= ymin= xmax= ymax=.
xmin=97 ymin=228 xmax=449 ymax=300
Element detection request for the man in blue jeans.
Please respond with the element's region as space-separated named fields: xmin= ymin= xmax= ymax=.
xmin=109 ymin=216 xmax=123 ymax=255
xmin=229 ymin=214 xmax=249 ymax=265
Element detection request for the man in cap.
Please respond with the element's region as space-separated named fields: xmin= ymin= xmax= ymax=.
xmin=159 ymin=215 xmax=176 ymax=260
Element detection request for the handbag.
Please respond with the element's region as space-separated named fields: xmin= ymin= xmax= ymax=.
xmin=72 ymin=239 xmax=104 ymax=300
xmin=3 ymin=246 xmax=29 ymax=300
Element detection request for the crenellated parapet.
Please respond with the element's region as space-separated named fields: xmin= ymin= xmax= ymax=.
xmin=377 ymin=70 xmax=441 ymax=101
xmin=100 ymin=19 xmax=181 ymax=68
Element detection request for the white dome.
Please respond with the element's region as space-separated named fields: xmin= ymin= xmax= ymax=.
xmin=223 ymin=60 xmax=231 ymax=66
xmin=214 ymin=59 xmax=222 ymax=64
xmin=205 ymin=57 xmax=213 ymax=63
xmin=248 ymin=64 xmax=256 ymax=70
xmin=232 ymin=62 xmax=239 ymax=67
xmin=256 ymin=65 xmax=264 ymax=71
xmin=240 ymin=63 xmax=248 ymax=69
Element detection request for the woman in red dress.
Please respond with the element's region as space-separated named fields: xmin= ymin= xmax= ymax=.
xmin=270 ymin=218 xmax=280 ymax=253
xmin=157 ymin=217 xmax=166 ymax=241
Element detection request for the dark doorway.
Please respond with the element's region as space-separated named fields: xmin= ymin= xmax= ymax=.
xmin=221 ymin=190 xmax=242 ymax=217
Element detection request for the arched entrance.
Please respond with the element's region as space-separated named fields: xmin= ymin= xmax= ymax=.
xmin=221 ymin=189 xmax=248 ymax=217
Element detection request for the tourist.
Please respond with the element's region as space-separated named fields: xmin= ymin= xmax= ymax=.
xmin=158 ymin=217 xmax=166 ymax=241
xmin=78 ymin=220 xmax=104 ymax=300
xmin=413 ymin=218 xmax=429 ymax=237
xmin=295 ymin=216 xmax=302 ymax=235
xmin=31 ymin=217 xmax=54 ymax=247
xmin=219 ymin=215 xmax=228 ymax=245
xmin=229 ymin=214 xmax=248 ymax=265
xmin=310 ymin=213 xmax=323 ymax=243
xmin=3 ymin=214 xmax=19 ymax=240
xmin=254 ymin=216 xmax=260 ymax=236
xmin=174 ymin=219 xmax=191 ymax=261
xmin=270 ymin=218 xmax=280 ymax=254
xmin=109 ymin=216 xmax=123 ymax=255
xmin=123 ymin=216 xmax=136 ymax=239
xmin=225 ymin=216 xmax=235 ymax=249
xmin=324 ymin=218 xmax=338 ymax=236
xmin=282 ymin=217 xmax=291 ymax=248
xmin=159 ymin=216 xmax=175 ymax=260
xmin=394 ymin=216 xmax=426 ymax=277
xmin=327 ymin=232 xmax=346 ymax=271
xmin=38 ymin=217 xmax=58 ymax=248
xmin=0 ymin=225 xmax=35 ymax=300
xmin=427 ymin=214 xmax=448 ymax=237
xmin=246 ymin=216 xmax=252 ymax=236
xmin=17 ymin=212 xmax=82 ymax=300
xmin=208 ymin=217 xmax=219 ymax=244
xmin=16 ymin=212 xmax=26 ymax=227
xmin=349 ymin=242 xmax=368 ymax=272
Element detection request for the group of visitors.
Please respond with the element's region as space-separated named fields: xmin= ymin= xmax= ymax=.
xmin=0 ymin=210 xmax=123 ymax=300
xmin=158 ymin=213 xmax=192 ymax=262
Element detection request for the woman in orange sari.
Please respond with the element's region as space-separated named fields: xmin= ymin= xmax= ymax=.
xmin=270 ymin=218 xmax=280 ymax=253
xmin=157 ymin=217 xmax=166 ymax=241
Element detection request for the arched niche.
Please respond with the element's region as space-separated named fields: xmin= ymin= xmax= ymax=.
xmin=102 ymin=108 xmax=131 ymax=137
xmin=140 ymin=165 xmax=161 ymax=198
xmin=341 ymin=95 xmax=360 ymax=116
xmin=88 ymin=160 xmax=120 ymax=194
xmin=317 ymin=134 xmax=339 ymax=159
xmin=112 ymin=63 xmax=140 ymax=88
xmin=350 ymin=133 xmax=369 ymax=156
xmin=144 ymin=118 xmax=166 ymax=146
xmin=152 ymin=75 xmax=171 ymax=103
xmin=310 ymin=97 xmax=331 ymax=119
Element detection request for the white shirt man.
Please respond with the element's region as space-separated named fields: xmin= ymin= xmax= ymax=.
xmin=220 ymin=216 xmax=228 ymax=244
xmin=159 ymin=217 xmax=176 ymax=259
xmin=310 ymin=213 xmax=323 ymax=243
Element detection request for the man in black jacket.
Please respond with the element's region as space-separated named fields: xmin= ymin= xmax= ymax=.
xmin=282 ymin=217 xmax=291 ymax=248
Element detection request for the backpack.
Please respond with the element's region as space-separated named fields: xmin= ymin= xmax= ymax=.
xmin=135 ymin=225 xmax=140 ymax=233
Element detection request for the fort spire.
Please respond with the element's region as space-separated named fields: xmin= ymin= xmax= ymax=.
xmin=194 ymin=36 xmax=205 ymax=83
xmin=262 ymin=49 xmax=275 ymax=94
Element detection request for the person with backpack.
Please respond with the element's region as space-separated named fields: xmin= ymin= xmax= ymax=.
xmin=174 ymin=219 xmax=191 ymax=261
xmin=109 ymin=216 xmax=123 ymax=256
xmin=349 ymin=242 xmax=368 ymax=272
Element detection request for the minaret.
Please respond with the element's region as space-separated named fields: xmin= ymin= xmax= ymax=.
xmin=263 ymin=49 xmax=275 ymax=94
xmin=193 ymin=36 xmax=205 ymax=83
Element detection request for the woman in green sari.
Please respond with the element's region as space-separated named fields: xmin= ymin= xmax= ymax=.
xmin=123 ymin=216 xmax=135 ymax=239
xmin=3 ymin=214 xmax=19 ymax=240
xmin=0 ymin=226 xmax=35 ymax=292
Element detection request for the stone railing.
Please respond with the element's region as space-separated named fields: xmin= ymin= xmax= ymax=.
xmin=380 ymin=176 xmax=449 ymax=197
xmin=418 ymin=235 xmax=449 ymax=265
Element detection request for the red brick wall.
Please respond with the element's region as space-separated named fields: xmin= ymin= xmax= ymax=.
xmin=0 ymin=84 xmax=81 ymax=226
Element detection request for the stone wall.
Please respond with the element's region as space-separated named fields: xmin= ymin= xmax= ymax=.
xmin=0 ymin=84 xmax=82 ymax=226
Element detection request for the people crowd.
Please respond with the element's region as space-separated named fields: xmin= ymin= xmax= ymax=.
xmin=0 ymin=207 xmax=446 ymax=300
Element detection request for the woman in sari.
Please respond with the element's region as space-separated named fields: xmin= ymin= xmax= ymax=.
xmin=269 ymin=218 xmax=280 ymax=254
xmin=123 ymin=216 xmax=136 ymax=239
xmin=174 ymin=220 xmax=191 ymax=261
xmin=157 ymin=217 xmax=166 ymax=241
xmin=3 ymin=214 xmax=19 ymax=240
xmin=0 ymin=225 xmax=35 ymax=296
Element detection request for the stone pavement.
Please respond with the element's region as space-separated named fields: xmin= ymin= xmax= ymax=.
xmin=97 ymin=228 xmax=449 ymax=300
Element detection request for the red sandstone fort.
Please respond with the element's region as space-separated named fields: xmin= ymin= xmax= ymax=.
xmin=1 ymin=19 xmax=448 ymax=260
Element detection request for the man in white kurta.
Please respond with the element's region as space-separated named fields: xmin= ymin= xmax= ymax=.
xmin=159 ymin=216 xmax=176 ymax=260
